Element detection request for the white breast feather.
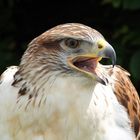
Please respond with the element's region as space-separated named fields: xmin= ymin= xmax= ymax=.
xmin=0 ymin=67 xmax=134 ymax=140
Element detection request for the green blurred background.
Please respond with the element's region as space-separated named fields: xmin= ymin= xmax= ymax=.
xmin=0 ymin=0 xmax=140 ymax=94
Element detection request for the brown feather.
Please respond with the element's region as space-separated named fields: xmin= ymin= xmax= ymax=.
xmin=106 ymin=65 xmax=140 ymax=140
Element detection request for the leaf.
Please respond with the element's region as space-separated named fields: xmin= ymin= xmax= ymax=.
xmin=123 ymin=0 xmax=140 ymax=10
xmin=112 ymin=0 xmax=122 ymax=8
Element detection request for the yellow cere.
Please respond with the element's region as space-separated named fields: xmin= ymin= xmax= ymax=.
xmin=97 ymin=39 xmax=107 ymax=50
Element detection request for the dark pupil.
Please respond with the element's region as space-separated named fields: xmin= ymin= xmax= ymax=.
xmin=68 ymin=40 xmax=77 ymax=48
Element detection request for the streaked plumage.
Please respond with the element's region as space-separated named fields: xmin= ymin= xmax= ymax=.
xmin=0 ymin=23 xmax=139 ymax=140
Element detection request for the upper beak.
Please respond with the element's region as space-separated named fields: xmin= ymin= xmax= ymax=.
xmin=97 ymin=39 xmax=116 ymax=67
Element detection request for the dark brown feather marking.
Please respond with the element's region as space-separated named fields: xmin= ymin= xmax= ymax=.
xmin=134 ymin=115 xmax=140 ymax=136
xmin=18 ymin=87 xmax=27 ymax=96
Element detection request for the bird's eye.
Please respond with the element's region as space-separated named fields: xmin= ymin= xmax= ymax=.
xmin=65 ymin=39 xmax=80 ymax=49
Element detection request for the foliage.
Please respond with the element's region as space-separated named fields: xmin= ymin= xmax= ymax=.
xmin=103 ymin=0 xmax=140 ymax=9
xmin=0 ymin=0 xmax=140 ymax=93
xmin=102 ymin=0 xmax=140 ymax=91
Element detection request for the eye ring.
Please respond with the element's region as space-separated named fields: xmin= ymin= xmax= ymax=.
xmin=65 ymin=38 xmax=80 ymax=49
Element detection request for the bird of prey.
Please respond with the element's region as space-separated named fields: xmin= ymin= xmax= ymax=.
xmin=0 ymin=23 xmax=139 ymax=140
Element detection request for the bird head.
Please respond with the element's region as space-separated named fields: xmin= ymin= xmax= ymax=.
xmin=19 ymin=23 xmax=116 ymax=86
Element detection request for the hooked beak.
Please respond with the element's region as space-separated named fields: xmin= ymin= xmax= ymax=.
xmin=97 ymin=39 xmax=116 ymax=67
xmin=68 ymin=38 xmax=116 ymax=85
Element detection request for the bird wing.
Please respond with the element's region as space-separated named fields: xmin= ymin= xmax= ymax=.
xmin=0 ymin=66 xmax=19 ymax=110
xmin=0 ymin=66 xmax=19 ymax=91
xmin=107 ymin=65 xmax=140 ymax=139
xmin=0 ymin=66 xmax=20 ymax=139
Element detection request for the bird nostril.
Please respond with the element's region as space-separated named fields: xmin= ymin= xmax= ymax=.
xmin=98 ymin=44 xmax=103 ymax=49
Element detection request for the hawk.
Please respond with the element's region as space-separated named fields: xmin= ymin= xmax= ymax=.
xmin=0 ymin=23 xmax=139 ymax=140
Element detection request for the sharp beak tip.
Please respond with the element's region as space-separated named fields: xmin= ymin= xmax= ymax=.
xmin=110 ymin=49 xmax=116 ymax=68
xmin=98 ymin=44 xmax=117 ymax=68
xmin=112 ymin=49 xmax=116 ymax=68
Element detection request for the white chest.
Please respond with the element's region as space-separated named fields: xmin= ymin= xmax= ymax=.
xmin=0 ymin=76 xmax=134 ymax=140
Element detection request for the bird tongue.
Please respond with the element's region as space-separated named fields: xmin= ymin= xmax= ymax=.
xmin=73 ymin=58 xmax=98 ymax=73
xmin=73 ymin=57 xmax=107 ymax=85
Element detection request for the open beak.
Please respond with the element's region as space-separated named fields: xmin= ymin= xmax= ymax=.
xmin=68 ymin=39 xmax=116 ymax=85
